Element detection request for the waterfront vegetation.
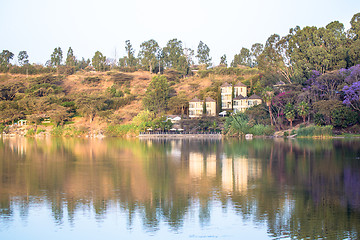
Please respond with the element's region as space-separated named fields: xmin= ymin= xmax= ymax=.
xmin=1 ymin=13 xmax=360 ymax=137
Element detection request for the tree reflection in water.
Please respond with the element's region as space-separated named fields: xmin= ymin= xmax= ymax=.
xmin=0 ymin=137 xmax=359 ymax=238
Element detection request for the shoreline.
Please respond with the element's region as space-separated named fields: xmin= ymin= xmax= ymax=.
xmin=138 ymin=133 xmax=223 ymax=139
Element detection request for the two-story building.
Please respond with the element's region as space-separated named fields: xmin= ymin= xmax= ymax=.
xmin=189 ymin=97 xmax=216 ymax=118
xmin=233 ymin=94 xmax=262 ymax=113
xmin=221 ymin=82 xmax=247 ymax=110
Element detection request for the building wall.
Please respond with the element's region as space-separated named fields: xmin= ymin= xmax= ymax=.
xmin=189 ymin=101 xmax=203 ymax=118
xmin=233 ymin=98 xmax=262 ymax=113
xmin=221 ymin=86 xmax=232 ymax=110
xmin=234 ymin=86 xmax=247 ymax=98
xmin=206 ymin=102 xmax=216 ymax=116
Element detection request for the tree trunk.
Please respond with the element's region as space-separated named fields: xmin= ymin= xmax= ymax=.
xmin=268 ymin=105 xmax=273 ymax=126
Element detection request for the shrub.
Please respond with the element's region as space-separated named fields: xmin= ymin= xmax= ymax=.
xmin=25 ymin=128 xmax=36 ymax=137
xmin=331 ymin=106 xmax=358 ymax=128
xmin=50 ymin=126 xmax=64 ymax=137
xmin=296 ymin=125 xmax=333 ymax=137
xmin=314 ymin=113 xmax=326 ymax=126
xmin=104 ymin=124 xmax=137 ymax=137
xmin=82 ymin=76 xmax=101 ymax=85
xmin=36 ymin=128 xmax=46 ymax=134
xmin=249 ymin=124 xmax=274 ymax=136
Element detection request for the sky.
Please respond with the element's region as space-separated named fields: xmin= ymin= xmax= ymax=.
xmin=1 ymin=0 xmax=360 ymax=66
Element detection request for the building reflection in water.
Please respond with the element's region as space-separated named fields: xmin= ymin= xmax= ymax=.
xmin=0 ymin=137 xmax=359 ymax=239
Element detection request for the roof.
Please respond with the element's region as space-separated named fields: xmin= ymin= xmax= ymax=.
xmin=189 ymin=97 xmax=202 ymax=102
xmin=221 ymin=82 xmax=232 ymax=87
xmin=233 ymin=94 xmax=247 ymax=100
xmin=248 ymin=94 xmax=262 ymax=100
xmin=205 ymin=97 xmax=216 ymax=102
xmin=234 ymin=82 xmax=247 ymax=87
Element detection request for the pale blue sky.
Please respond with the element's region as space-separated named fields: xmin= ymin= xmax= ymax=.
xmin=1 ymin=0 xmax=359 ymax=65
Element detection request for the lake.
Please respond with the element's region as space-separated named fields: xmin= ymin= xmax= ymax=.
xmin=0 ymin=137 xmax=359 ymax=239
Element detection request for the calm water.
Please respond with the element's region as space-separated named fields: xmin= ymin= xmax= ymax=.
xmin=0 ymin=137 xmax=359 ymax=239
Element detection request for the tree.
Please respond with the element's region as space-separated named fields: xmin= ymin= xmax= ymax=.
xmin=138 ymin=39 xmax=159 ymax=73
xmin=220 ymin=54 xmax=227 ymax=67
xmin=251 ymin=43 xmax=264 ymax=67
xmin=262 ymin=87 xmax=274 ymax=126
xmin=66 ymin=47 xmax=76 ymax=66
xmin=143 ymin=75 xmax=170 ymax=115
xmin=202 ymin=99 xmax=207 ymax=115
xmin=350 ymin=12 xmax=360 ymax=38
xmin=163 ymin=38 xmax=188 ymax=74
xmin=167 ymin=92 xmax=189 ymax=115
xmin=50 ymin=47 xmax=63 ymax=67
xmin=0 ymin=50 xmax=14 ymax=67
xmin=92 ymin=51 xmax=106 ymax=71
xmin=18 ymin=51 xmax=29 ymax=66
xmin=343 ymin=81 xmax=360 ymax=111
xmin=125 ymin=40 xmax=137 ymax=67
xmin=285 ymin=102 xmax=295 ymax=128
xmin=196 ymin=41 xmax=212 ymax=67
xmin=297 ymin=101 xmax=309 ymax=123
xmin=231 ymin=47 xmax=251 ymax=67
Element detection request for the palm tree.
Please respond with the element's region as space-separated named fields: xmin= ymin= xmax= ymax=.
xmin=297 ymin=101 xmax=309 ymax=124
xmin=262 ymin=86 xmax=274 ymax=126
xmin=285 ymin=102 xmax=295 ymax=128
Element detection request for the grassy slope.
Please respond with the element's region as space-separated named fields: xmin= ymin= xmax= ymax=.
xmin=0 ymin=68 xmax=260 ymax=125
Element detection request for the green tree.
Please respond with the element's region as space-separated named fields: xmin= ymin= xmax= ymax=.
xmin=262 ymin=86 xmax=274 ymax=126
xmin=50 ymin=47 xmax=63 ymax=67
xmin=231 ymin=47 xmax=251 ymax=67
xmin=143 ymin=75 xmax=170 ymax=115
xmin=250 ymin=43 xmax=264 ymax=67
xmin=0 ymin=50 xmax=14 ymax=67
xmin=163 ymin=38 xmax=189 ymax=74
xmin=125 ymin=40 xmax=137 ymax=67
xmin=138 ymin=39 xmax=159 ymax=73
xmin=18 ymin=51 xmax=29 ymax=66
xmin=350 ymin=12 xmax=360 ymax=38
xmin=66 ymin=47 xmax=76 ymax=66
xmin=167 ymin=92 xmax=188 ymax=116
xmin=297 ymin=101 xmax=309 ymax=123
xmin=220 ymin=54 xmax=227 ymax=67
xmin=202 ymin=99 xmax=207 ymax=115
xmin=196 ymin=41 xmax=212 ymax=67
xmin=285 ymin=102 xmax=295 ymax=128
xmin=92 ymin=51 xmax=106 ymax=71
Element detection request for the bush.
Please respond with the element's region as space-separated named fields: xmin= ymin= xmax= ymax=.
xmin=82 ymin=76 xmax=101 ymax=85
xmin=249 ymin=124 xmax=274 ymax=136
xmin=104 ymin=124 xmax=137 ymax=137
xmin=296 ymin=125 xmax=333 ymax=137
xmin=314 ymin=113 xmax=326 ymax=126
xmin=62 ymin=126 xmax=88 ymax=137
xmin=50 ymin=126 xmax=64 ymax=137
xmin=36 ymin=128 xmax=46 ymax=134
xmin=25 ymin=128 xmax=36 ymax=137
xmin=331 ymin=106 xmax=358 ymax=128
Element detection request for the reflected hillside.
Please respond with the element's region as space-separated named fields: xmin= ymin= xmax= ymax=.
xmin=0 ymin=137 xmax=359 ymax=238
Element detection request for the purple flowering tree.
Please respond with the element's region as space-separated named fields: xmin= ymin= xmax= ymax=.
xmin=343 ymin=82 xmax=360 ymax=111
xmin=342 ymin=64 xmax=360 ymax=111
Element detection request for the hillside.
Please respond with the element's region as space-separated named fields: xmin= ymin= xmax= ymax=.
xmin=0 ymin=67 xmax=260 ymax=126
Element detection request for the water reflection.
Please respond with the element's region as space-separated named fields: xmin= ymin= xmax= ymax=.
xmin=0 ymin=137 xmax=359 ymax=239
